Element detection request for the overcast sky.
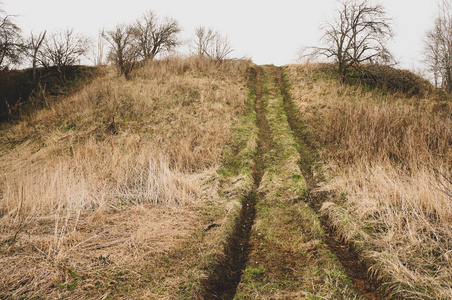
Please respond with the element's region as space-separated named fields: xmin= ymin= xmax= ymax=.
xmin=3 ymin=0 xmax=439 ymax=71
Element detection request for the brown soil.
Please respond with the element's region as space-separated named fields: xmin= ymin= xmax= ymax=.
xmin=200 ymin=190 xmax=258 ymax=299
xmin=324 ymin=229 xmax=381 ymax=300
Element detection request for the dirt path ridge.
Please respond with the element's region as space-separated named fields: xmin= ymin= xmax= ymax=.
xmin=277 ymin=66 xmax=384 ymax=300
xmin=200 ymin=66 xmax=269 ymax=299
xmin=202 ymin=65 xmax=383 ymax=300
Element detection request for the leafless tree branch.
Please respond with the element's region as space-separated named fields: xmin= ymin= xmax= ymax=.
xmin=0 ymin=7 xmax=22 ymax=71
xmin=26 ymin=30 xmax=46 ymax=84
xmin=39 ymin=28 xmax=90 ymax=82
xmin=192 ymin=26 xmax=233 ymax=61
xmin=133 ymin=10 xmax=181 ymax=61
xmin=103 ymin=24 xmax=139 ymax=79
xmin=305 ymin=0 xmax=393 ymax=84
xmin=424 ymin=0 xmax=452 ymax=93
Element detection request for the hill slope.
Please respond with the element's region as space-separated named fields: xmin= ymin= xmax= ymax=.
xmin=1 ymin=58 xmax=450 ymax=299
xmin=0 ymin=57 xmax=251 ymax=298
xmin=286 ymin=63 xmax=452 ymax=299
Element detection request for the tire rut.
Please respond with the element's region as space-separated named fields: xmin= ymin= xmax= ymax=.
xmin=200 ymin=66 xmax=270 ymax=299
xmin=274 ymin=66 xmax=384 ymax=300
xmin=201 ymin=65 xmax=382 ymax=299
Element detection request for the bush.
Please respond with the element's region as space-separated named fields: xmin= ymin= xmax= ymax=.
xmin=358 ymin=64 xmax=435 ymax=98
xmin=0 ymin=65 xmax=98 ymax=123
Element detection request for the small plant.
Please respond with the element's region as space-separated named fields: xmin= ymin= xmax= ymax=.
xmin=242 ymin=265 xmax=265 ymax=283
xmin=58 ymin=280 xmax=78 ymax=291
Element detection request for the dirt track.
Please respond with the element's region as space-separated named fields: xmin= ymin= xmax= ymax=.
xmin=201 ymin=65 xmax=383 ymax=299
xmin=200 ymin=66 xmax=270 ymax=299
xmin=277 ymin=66 xmax=383 ymax=300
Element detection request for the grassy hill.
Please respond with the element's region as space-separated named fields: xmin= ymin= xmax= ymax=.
xmin=0 ymin=57 xmax=253 ymax=298
xmin=0 ymin=57 xmax=450 ymax=299
xmin=286 ymin=63 xmax=452 ymax=299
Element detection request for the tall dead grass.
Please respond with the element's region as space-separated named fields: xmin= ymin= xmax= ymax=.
xmin=0 ymin=56 xmax=250 ymax=259
xmin=319 ymin=95 xmax=451 ymax=169
xmin=287 ymin=63 xmax=452 ymax=298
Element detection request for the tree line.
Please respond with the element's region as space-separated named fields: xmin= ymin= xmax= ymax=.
xmin=0 ymin=8 xmax=233 ymax=81
xmin=2 ymin=1 xmax=452 ymax=90
xmin=0 ymin=8 xmax=234 ymax=120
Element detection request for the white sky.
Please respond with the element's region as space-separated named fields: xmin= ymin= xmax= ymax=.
xmin=3 ymin=0 xmax=438 ymax=71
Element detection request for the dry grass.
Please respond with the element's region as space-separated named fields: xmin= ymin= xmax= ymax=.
xmin=0 ymin=56 xmax=251 ymax=298
xmin=286 ymin=63 xmax=452 ymax=298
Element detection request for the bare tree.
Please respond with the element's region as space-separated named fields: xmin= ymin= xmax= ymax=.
xmin=0 ymin=7 xmax=22 ymax=71
xmin=425 ymin=28 xmax=442 ymax=88
xmin=424 ymin=0 xmax=452 ymax=92
xmin=192 ymin=26 xmax=233 ymax=61
xmin=309 ymin=0 xmax=393 ymax=84
xmin=103 ymin=24 xmax=139 ymax=79
xmin=40 ymin=29 xmax=90 ymax=81
xmin=212 ymin=32 xmax=233 ymax=61
xmin=133 ymin=10 xmax=181 ymax=61
xmin=26 ymin=30 xmax=46 ymax=84
xmin=90 ymin=30 xmax=105 ymax=67
xmin=193 ymin=26 xmax=215 ymax=57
